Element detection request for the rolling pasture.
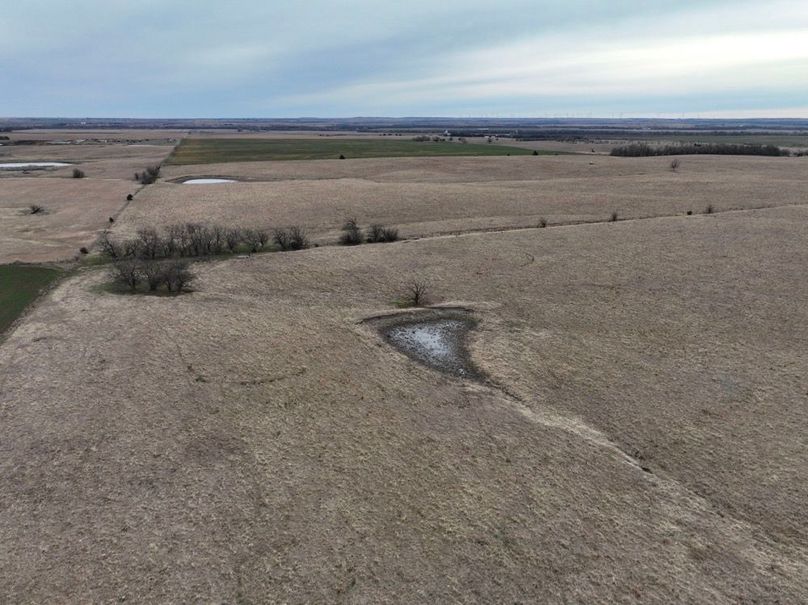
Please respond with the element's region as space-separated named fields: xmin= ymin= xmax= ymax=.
xmin=1 ymin=129 xmax=808 ymax=602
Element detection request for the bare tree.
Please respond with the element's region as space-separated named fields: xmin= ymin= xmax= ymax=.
xmin=136 ymin=227 xmax=164 ymax=259
xmin=287 ymin=226 xmax=309 ymax=250
xmin=111 ymin=260 xmax=141 ymax=291
xmin=243 ymin=228 xmax=269 ymax=253
xmin=274 ymin=226 xmax=309 ymax=251
xmin=225 ymin=228 xmax=243 ymax=253
xmin=98 ymin=231 xmax=121 ymax=259
xmin=141 ymin=260 xmax=167 ymax=292
xmin=670 ymin=158 xmax=681 ymax=172
xmin=401 ymin=281 xmax=429 ymax=307
xmin=210 ymin=225 xmax=227 ymax=254
xmin=163 ymin=260 xmax=194 ymax=293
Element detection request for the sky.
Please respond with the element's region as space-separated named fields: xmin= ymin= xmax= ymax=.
xmin=2 ymin=0 xmax=808 ymax=118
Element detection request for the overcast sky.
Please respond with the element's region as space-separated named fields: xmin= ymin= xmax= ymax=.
xmin=2 ymin=0 xmax=808 ymax=118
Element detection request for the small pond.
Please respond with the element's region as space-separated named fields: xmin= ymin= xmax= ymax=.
xmin=182 ymin=178 xmax=237 ymax=184
xmin=371 ymin=309 xmax=482 ymax=380
xmin=0 ymin=162 xmax=71 ymax=169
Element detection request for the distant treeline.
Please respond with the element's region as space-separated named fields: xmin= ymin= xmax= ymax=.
xmin=610 ymin=142 xmax=790 ymax=157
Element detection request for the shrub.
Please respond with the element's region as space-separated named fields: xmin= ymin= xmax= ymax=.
xmin=532 ymin=150 xmax=539 ymax=156
xmin=136 ymin=165 xmax=161 ymax=185
xmin=243 ymin=228 xmax=270 ymax=252
xmin=339 ymin=154 xmax=346 ymax=160
xmin=399 ymin=281 xmax=429 ymax=307
xmin=72 ymin=168 xmax=85 ymax=179
xmin=273 ymin=226 xmax=309 ymax=251
xmin=126 ymin=194 xmax=134 ymax=201
xmin=79 ymin=247 xmax=89 ymax=255
xmin=288 ymin=226 xmax=310 ymax=250
xmin=225 ymin=228 xmax=244 ymax=253
xmin=686 ymin=210 xmax=693 ymax=216
xmin=339 ymin=217 xmax=363 ymax=245
xmin=609 ymin=211 xmax=619 ymax=222
xmin=670 ymin=158 xmax=681 ymax=172
xmin=380 ymin=226 xmax=399 ymax=242
xmin=28 ymin=204 xmax=45 ymax=215
xmin=366 ymin=224 xmax=399 ymax=243
xmin=538 ymin=218 xmax=548 ymax=228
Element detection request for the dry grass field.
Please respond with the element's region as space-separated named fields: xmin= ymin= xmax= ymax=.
xmin=2 ymin=133 xmax=808 ymax=602
xmin=1 ymin=198 xmax=807 ymax=601
xmin=123 ymin=154 xmax=808 ymax=244
xmin=0 ymin=135 xmax=176 ymax=181
xmin=0 ymin=179 xmax=140 ymax=263
xmin=0 ymin=131 xmax=177 ymax=263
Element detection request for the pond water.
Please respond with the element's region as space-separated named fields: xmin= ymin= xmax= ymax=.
xmin=182 ymin=178 xmax=237 ymax=184
xmin=378 ymin=312 xmax=481 ymax=379
xmin=0 ymin=162 xmax=71 ymax=169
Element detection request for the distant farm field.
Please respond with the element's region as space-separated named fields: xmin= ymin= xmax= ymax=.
xmin=0 ymin=264 xmax=62 ymax=335
xmin=167 ymin=137 xmax=539 ymax=164
xmin=615 ymin=133 xmax=808 ymax=148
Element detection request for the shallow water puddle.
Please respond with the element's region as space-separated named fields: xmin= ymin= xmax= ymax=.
xmin=373 ymin=310 xmax=482 ymax=380
xmin=182 ymin=178 xmax=237 ymax=184
xmin=0 ymin=162 xmax=71 ymax=169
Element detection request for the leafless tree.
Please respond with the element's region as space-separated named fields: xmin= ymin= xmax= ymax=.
xmin=136 ymin=227 xmax=164 ymax=259
xmin=163 ymin=260 xmax=194 ymax=293
xmin=402 ymin=280 xmax=429 ymax=307
xmin=98 ymin=231 xmax=121 ymax=258
xmin=111 ymin=260 xmax=141 ymax=291
xmin=210 ymin=225 xmax=227 ymax=254
xmin=225 ymin=228 xmax=243 ymax=253
xmin=141 ymin=260 xmax=166 ymax=291
xmin=274 ymin=226 xmax=309 ymax=251
xmin=243 ymin=228 xmax=270 ymax=252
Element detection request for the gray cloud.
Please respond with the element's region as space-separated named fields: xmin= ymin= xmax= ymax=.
xmin=2 ymin=0 xmax=806 ymax=117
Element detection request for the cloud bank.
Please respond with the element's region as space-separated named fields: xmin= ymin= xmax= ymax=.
xmin=2 ymin=0 xmax=807 ymax=117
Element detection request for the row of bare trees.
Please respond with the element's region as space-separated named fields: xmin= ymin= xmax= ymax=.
xmin=99 ymin=222 xmax=310 ymax=261
xmin=110 ymin=258 xmax=194 ymax=294
xmin=339 ymin=218 xmax=399 ymax=246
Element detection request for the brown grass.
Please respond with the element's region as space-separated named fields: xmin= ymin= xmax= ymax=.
xmin=0 ymin=179 xmax=140 ymax=263
xmin=120 ymin=154 xmax=808 ymax=244
xmin=0 ymin=133 xmax=177 ymax=262
xmin=1 ymin=203 xmax=807 ymax=602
